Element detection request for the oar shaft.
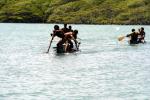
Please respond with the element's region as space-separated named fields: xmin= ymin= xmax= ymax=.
xmin=46 ymin=37 xmax=53 ymax=53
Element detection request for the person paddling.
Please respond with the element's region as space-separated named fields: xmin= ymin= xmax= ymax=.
xmin=46 ymin=25 xmax=64 ymax=53
xmin=138 ymin=27 xmax=146 ymax=43
xmin=126 ymin=29 xmax=139 ymax=44
xmin=63 ymin=30 xmax=79 ymax=52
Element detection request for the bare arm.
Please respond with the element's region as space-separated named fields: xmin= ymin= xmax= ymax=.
xmin=126 ymin=33 xmax=132 ymax=37
xmin=71 ymin=35 xmax=78 ymax=50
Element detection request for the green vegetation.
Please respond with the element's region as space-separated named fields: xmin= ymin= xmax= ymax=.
xmin=0 ymin=0 xmax=150 ymax=24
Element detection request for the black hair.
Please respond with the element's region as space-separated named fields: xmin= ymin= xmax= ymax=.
xmin=74 ymin=30 xmax=78 ymax=34
xmin=64 ymin=24 xmax=67 ymax=28
xmin=141 ymin=27 xmax=144 ymax=30
xmin=54 ymin=25 xmax=59 ymax=30
xmin=73 ymin=30 xmax=78 ymax=39
xmin=132 ymin=29 xmax=135 ymax=32
xmin=69 ymin=26 xmax=72 ymax=29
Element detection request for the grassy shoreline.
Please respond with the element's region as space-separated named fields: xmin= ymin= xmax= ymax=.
xmin=0 ymin=0 xmax=149 ymax=24
xmin=1 ymin=22 xmax=149 ymax=26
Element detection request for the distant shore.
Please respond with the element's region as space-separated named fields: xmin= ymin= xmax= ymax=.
xmin=0 ymin=0 xmax=149 ymax=25
xmin=0 ymin=22 xmax=150 ymax=25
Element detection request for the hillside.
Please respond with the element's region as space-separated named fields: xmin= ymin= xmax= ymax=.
xmin=0 ymin=0 xmax=150 ymax=24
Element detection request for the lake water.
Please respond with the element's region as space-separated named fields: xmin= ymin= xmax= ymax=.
xmin=0 ymin=23 xmax=150 ymax=100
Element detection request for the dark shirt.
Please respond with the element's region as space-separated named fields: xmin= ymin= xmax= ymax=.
xmin=61 ymin=28 xmax=70 ymax=33
xmin=126 ymin=32 xmax=139 ymax=44
xmin=54 ymin=30 xmax=64 ymax=38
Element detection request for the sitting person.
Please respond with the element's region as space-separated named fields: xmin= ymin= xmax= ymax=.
xmin=51 ymin=25 xmax=64 ymax=38
xmin=64 ymin=30 xmax=79 ymax=52
xmin=138 ymin=27 xmax=146 ymax=43
xmin=61 ymin=24 xmax=70 ymax=33
xmin=126 ymin=29 xmax=139 ymax=44
xmin=46 ymin=25 xmax=64 ymax=53
xmin=68 ymin=25 xmax=73 ymax=32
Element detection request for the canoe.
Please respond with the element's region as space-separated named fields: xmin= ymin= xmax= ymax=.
xmin=54 ymin=42 xmax=80 ymax=53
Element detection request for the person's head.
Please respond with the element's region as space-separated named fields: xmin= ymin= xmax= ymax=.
xmin=69 ymin=26 xmax=72 ymax=30
xmin=141 ymin=27 xmax=144 ymax=31
xmin=73 ymin=30 xmax=78 ymax=35
xmin=64 ymin=24 xmax=67 ymax=28
xmin=54 ymin=25 xmax=59 ymax=30
xmin=132 ymin=29 xmax=135 ymax=32
xmin=73 ymin=30 xmax=78 ymax=39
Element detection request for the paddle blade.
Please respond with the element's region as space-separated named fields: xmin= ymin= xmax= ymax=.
xmin=118 ymin=36 xmax=125 ymax=41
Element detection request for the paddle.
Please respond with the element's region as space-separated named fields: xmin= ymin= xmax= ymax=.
xmin=77 ymin=42 xmax=81 ymax=51
xmin=46 ymin=37 xmax=54 ymax=53
xmin=118 ymin=35 xmax=126 ymax=41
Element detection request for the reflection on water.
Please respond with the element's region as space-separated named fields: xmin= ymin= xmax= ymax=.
xmin=0 ymin=23 xmax=150 ymax=100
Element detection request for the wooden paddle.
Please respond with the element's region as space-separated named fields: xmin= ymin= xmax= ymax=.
xmin=118 ymin=35 xmax=125 ymax=41
xmin=46 ymin=37 xmax=54 ymax=53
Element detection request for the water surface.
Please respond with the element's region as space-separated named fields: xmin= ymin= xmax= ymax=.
xmin=0 ymin=23 xmax=150 ymax=100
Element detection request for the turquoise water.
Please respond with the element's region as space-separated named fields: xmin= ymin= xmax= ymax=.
xmin=0 ymin=23 xmax=150 ymax=100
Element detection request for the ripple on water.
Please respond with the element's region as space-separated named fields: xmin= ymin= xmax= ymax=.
xmin=0 ymin=24 xmax=150 ymax=99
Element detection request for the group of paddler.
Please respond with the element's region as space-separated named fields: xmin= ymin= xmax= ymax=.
xmin=118 ymin=27 xmax=146 ymax=44
xmin=46 ymin=24 xmax=80 ymax=53
xmin=46 ymin=25 xmax=146 ymax=53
